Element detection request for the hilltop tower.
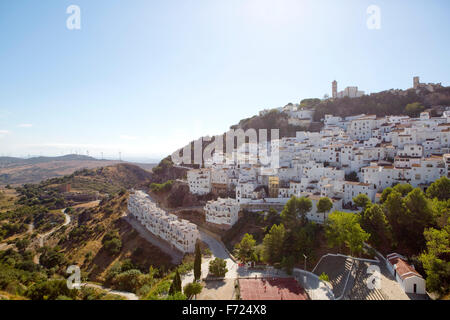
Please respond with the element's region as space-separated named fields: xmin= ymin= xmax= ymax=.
xmin=413 ymin=76 xmax=420 ymax=89
xmin=332 ymin=80 xmax=338 ymax=99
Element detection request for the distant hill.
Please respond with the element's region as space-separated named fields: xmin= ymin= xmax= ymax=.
xmin=0 ymin=155 xmax=121 ymax=186
xmin=0 ymin=154 xmax=158 ymax=186
xmin=15 ymin=163 xmax=153 ymax=210
xmin=0 ymin=154 xmax=97 ymax=167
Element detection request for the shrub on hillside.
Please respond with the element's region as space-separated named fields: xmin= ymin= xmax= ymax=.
xmin=102 ymin=230 xmax=122 ymax=255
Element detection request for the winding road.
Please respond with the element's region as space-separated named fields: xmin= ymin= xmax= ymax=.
xmin=36 ymin=209 xmax=140 ymax=300
xmin=38 ymin=209 xmax=71 ymax=248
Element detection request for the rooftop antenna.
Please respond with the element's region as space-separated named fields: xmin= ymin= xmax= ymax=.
xmin=101 ymin=152 xmax=104 ymax=160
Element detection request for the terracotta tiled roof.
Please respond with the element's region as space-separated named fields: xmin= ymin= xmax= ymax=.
xmin=387 ymin=254 xmax=423 ymax=280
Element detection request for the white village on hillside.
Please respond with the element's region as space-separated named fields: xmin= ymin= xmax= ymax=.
xmin=127 ymin=77 xmax=448 ymax=300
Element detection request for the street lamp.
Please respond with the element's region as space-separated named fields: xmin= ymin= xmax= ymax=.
xmin=303 ymin=254 xmax=307 ymax=271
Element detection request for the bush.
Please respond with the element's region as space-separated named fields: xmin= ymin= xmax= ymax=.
xmin=25 ymin=280 xmax=78 ymax=300
xmin=112 ymin=269 xmax=144 ymax=293
xmin=319 ymin=272 xmax=330 ymax=282
xmin=150 ymin=180 xmax=174 ymax=193
xmin=103 ymin=238 xmax=122 ymax=255
xmin=102 ymin=230 xmax=122 ymax=255
xmin=208 ymin=258 xmax=228 ymax=278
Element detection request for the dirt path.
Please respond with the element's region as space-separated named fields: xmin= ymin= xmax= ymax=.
xmin=34 ymin=209 xmax=71 ymax=264
xmin=38 ymin=209 xmax=71 ymax=248
xmin=81 ymin=283 xmax=139 ymax=300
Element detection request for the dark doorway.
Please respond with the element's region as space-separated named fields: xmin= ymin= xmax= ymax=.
xmin=414 ymin=284 xmax=417 ymax=294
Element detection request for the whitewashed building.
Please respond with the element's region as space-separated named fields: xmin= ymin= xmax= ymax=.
xmin=386 ymin=253 xmax=426 ymax=295
xmin=187 ymin=169 xmax=211 ymax=195
xmin=343 ymin=181 xmax=376 ymax=204
xmin=204 ymin=198 xmax=240 ymax=227
xmin=128 ymin=191 xmax=199 ymax=253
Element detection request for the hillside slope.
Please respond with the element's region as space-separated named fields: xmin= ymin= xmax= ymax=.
xmin=15 ymin=163 xmax=153 ymax=210
xmin=0 ymin=155 xmax=123 ymax=186
xmin=167 ymin=84 xmax=450 ymax=168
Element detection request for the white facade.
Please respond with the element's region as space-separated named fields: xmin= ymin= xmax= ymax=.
xmin=386 ymin=253 xmax=426 ymax=295
xmin=187 ymin=169 xmax=211 ymax=195
xmin=128 ymin=191 xmax=199 ymax=253
xmin=343 ymin=182 xmax=376 ymax=204
xmin=348 ymin=117 xmax=377 ymax=141
xmin=204 ymin=198 xmax=240 ymax=227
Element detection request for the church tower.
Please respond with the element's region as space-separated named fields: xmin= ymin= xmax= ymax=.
xmin=413 ymin=76 xmax=420 ymax=89
xmin=332 ymin=80 xmax=338 ymax=99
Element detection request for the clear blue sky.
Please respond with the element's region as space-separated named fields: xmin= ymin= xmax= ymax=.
xmin=1 ymin=0 xmax=449 ymax=162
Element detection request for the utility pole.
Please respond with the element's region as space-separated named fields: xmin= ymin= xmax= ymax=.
xmin=303 ymin=254 xmax=307 ymax=271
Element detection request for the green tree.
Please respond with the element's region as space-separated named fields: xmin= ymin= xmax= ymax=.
xmin=209 ymin=258 xmax=228 ymax=277
xmin=380 ymin=187 xmax=393 ymax=203
xmin=262 ymin=224 xmax=286 ymax=263
xmin=103 ymin=238 xmax=122 ymax=255
xmin=25 ymin=280 xmax=78 ymax=300
xmin=360 ymin=204 xmax=391 ymax=248
xmin=317 ymin=197 xmax=333 ymax=221
xmin=403 ymin=188 xmax=436 ymax=251
xmin=15 ymin=238 xmax=30 ymax=252
xmin=345 ymin=171 xmax=359 ymax=182
xmin=325 ymin=211 xmax=369 ymax=256
xmin=183 ymin=282 xmax=203 ymax=299
xmin=297 ymin=197 xmax=313 ymax=224
xmin=404 ymin=102 xmax=425 ymax=117
xmin=353 ymin=194 xmax=371 ymax=209
xmin=384 ymin=190 xmax=408 ymax=243
xmin=39 ymin=246 xmax=66 ymax=270
xmin=113 ymin=269 xmax=145 ymax=293
xmin=393 ymin=183 xmax=413 ymax=197
xmin=265 ymin=207 xmax=281 ymax=225
xmin=194 ymin=242 xmax=202 ymax=281
xmin=102 ymin=230 xmax=122 ymax=255
xmin=281 ymin=196 xmax=312 ymax=226
xmin=234 ymin=233 xmax=256 ymax=263
xmin=169 ymin=269 xmax=182 ymax=295
xmin=426 ymin=176 xmax=450 ymax=201
xmin=419 ymin=227 xmax=450 ymax=294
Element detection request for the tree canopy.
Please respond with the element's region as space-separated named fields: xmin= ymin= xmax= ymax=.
xmin=280 ymin=196 xmax=312 ymax=226
xmin=404 ymin=102 xmax=425 ymax=117
xmin=426 ymin=176 xmax=450 ymax=201
xmin=325 ymin=211 xmax=369 ymax=256
xmin=208 ymin=258 xmax=228 ymax=278
xmin=353 ymin=194 xmax=371 ymax=209
xmin=234 ymin=233 xmax=257 ymax=263
xmin=194 ymin=242 xmax=202 ymax=281
xmin=262 ymin=224 xmax=286 ymax=263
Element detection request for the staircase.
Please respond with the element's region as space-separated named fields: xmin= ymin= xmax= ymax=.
xmin=345 ymin=261 xmax=387 ymax=300
xmin=313 ymin=256 xmax=354 ymax=299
